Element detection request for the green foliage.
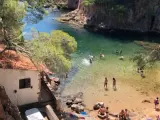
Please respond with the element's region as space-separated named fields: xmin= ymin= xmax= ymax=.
xmin=82 ymin=0 xmax=95 ymax=6
xmin=0 ymin=0 xmax=26 ymax=44
xmin=25 ymin=30 xmax=77 ymax=73
xmin=25 ymin=0 xmax=51 ymax=23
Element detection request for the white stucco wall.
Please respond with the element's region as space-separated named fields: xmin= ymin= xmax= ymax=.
xmin=0 ymin=69 xmax=40 ymax=106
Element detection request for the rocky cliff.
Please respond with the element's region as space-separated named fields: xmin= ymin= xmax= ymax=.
xmin=82 ymin=0 xmax=160 ymax=34
xmin=0 ymin=86 xmax=22 ymax=120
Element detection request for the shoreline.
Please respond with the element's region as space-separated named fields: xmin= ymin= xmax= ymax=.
xmin=61 ymin=68 xmax=160 ymax=120
xmin=54 ymin=10 xmax=160 ymax=119
xmin=56 ymin=10 xmax=160 ymax=42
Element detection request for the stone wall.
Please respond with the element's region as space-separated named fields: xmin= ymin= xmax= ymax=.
xmin=0 ymin=85 xmax=22 ymax=120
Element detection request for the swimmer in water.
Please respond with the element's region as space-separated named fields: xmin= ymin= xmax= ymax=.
xmin=89 ymin=58 xmax=92 ymax=64
xmin=100 ymin=53 xmax=104 ymax=59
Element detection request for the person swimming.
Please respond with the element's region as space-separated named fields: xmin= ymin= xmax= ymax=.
xmin=89 ymin=55 xmax=94 ymax=64
xmin=89 ymin=58 xmax=92 ymax=64
xmin=100 ymin=53 xmax=104 ymax=59
xmin=89 ymin=55 xmax=94 ymax=60
xmin=115 ymin=49 xmax=122 ymax=55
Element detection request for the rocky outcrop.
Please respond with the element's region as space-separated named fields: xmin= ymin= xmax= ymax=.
xmin=0 ymin=86 xmax=22 ymax=120
xmin=68 ymin=0 xmax=79 ymax=9
xmin=61 ymin=0 xmax=160 ymax=35
xmin=56 ymin=9 xmax=87 ymax=27
xmin=83 ymin=0 xmax=160 ymax=34
xmin=134 ymin=41 xmax=160 ymax=50
xmin=63 ymin=92 xmax=85 ymax=113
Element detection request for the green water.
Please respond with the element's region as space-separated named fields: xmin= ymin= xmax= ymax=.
xmin=23 ymin=11 xmax=157 ymax=96
xmin=61 ymin=28 xmax=147 ymax=95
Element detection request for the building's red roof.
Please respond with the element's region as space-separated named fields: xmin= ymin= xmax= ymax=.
xmin=0 ymin=44 xmax=53 ymax=73
xmin=0 ymin=45 xmax=37 ymax=70
xmin=39 ymin=64 xmax=53 ymax=74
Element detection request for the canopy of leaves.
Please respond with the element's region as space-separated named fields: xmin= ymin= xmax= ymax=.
xmin=82 ymin=0 xmax=95 ymax=6
xmin=0 ymin=0 xmax=26 ymax=44
xmin=24 ymin=0 xmax=48 ymax=23
xmin=25 ymin=30 xmax=77 ymax=73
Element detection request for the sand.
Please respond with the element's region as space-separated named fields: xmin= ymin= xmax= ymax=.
xmin=62 ymin=68 xmax=160 ymax=120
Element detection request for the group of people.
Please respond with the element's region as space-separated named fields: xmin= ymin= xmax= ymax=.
xmin=94 ymin=102 xmax=130 ymax=120
xmin=104 ymin=77 xmax=117 ymax=90
xmin=89 ymin=49 xmax=122 ymax=64
xmin=93 ymin=102 xmax=109 ymax=119
xmin=119 ymin=109 xmax=130 ymax=120
xmin=88 ymin=53 xmax=105 ymax=64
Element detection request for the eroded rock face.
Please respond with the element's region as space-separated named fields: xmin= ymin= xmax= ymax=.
xmin=68 ymin=0 xmax=79 ymax=10
xmin=83 ymin=0 xmax=160 ymax=33
xmin=0 ymin=86 xmax=22 ymax=120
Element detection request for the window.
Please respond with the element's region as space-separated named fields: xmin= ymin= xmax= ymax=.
xmin=19 ymin=78 xmax=31 ymax=89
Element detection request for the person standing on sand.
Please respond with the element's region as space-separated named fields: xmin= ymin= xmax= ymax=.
xmin=154 ymin=97 xmax=159 ymax=110
xmin=113 ymin=78 xmax=116 ymax=90
xmin=104 ymin=77 xmax=108 ymax=90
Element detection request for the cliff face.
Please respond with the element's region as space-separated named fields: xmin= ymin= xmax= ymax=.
xmin=68 ymin=0 xmax=79 ymax=9
xmin=83 ymin=0 xmax=160 ymax=33
xmin=0 ymin=86 xmax=22 ymax=120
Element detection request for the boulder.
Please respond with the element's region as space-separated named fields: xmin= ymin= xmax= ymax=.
xmin=78 ymin=105 xmax=84 ymax=112
xmin=73 ymin=98 xmax=83 ymax=104
xmin=71 ymin=104 xmax=84 ymax=113
xmin=66 ymin=99 xmax=73 ymax=106
xmin=142 ymin=100 xmax=151 ymax=103
xmin=71 ymin=104 xmax=78 ymax=110
xmin=75 ymin=92 xmax=83 ymax=98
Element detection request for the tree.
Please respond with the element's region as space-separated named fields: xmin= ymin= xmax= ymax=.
xmin=0 ymin=0 xmax=77 ymax=73
xmin=82 ymin=0 xmax=95 ymax=6
xmin=25 ymin=30 xmax=77 ymax=73
xmin=0 ymin=0 xmax=26 ymax=45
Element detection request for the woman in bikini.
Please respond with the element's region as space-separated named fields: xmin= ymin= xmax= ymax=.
xmin=113 ymin=78 xmax=117 ymax=90
xmin=104 ymin=77 xmax=108 ymax=90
